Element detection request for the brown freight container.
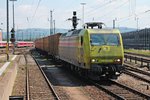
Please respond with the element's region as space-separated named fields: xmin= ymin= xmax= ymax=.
xmin=35 ymin=33 xmax=61 ymax=57
xmin=39 ymin=38 xmax=44 ymax=50
xmin=53 ymin=33 xmax=61 ymax=56
xmin=43 ymin=36 xmax=49 ymax=52
xmin=48 ymin=33 xmax=61 ymax=57
xmin=49 ymin=35 xmax=52 ymax=55
xmin=34 ymin=39 xmax=38 ymax=48
xmin=35 ymin=39 xmax=41 ymax=49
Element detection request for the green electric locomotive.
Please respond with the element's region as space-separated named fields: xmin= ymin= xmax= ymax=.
xmin=59 ymin=22 xmax=124 ymax=79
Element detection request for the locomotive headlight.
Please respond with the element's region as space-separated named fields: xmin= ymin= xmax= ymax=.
xmin=116 ymin=59 xmax=121 ymax=62
xmin=114 ymin=58 xmax=122 ymax=63
xmin=91 ymin=59 xmax=96 ymax=62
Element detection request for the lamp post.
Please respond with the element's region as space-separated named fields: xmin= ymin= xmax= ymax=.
xmin=53 ymin=20 xmax=55 ymax=34
xmin=113 ymin=18 xmax=117 ymax=29
xmin=50 ymin=10 xmax=53 ymax=35
xmin=81 ymin=3 xmax=86 ymax=26
xmin=136 ymin=17 xmax=139 ymax=31
xmin=10 ymin=0 xmax=17 ymax=54
xmin=10 ymin=0 xmax=17 ymax=29
xmin=0 ymin=23 xmax=3 ymax=41
xmin=6 ymin=0 xmax=9 ymax=61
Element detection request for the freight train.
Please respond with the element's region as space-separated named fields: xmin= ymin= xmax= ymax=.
xmin=35 ymin=22 xmax=124 ymax=79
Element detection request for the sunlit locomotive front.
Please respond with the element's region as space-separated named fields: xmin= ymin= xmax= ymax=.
xmin=89 ymin=29 xmax=124 ymax=77
xmin=59 ymin=22 xmax=124 ymax=79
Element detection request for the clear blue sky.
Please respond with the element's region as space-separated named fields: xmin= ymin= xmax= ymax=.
xmin=0 ymin=0 xmax=150 ymax=31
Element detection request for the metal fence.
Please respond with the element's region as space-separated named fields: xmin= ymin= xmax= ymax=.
xmin=122 ymin=28 xmax=150 ymax=50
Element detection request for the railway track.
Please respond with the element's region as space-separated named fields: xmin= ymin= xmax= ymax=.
xmin=29 ymin=49 xmax=150 ymax=99
xmin=32 ymin=50 xmax=119 ymax=100
xmin=124 ymin=63 xmax=150 ymax=75
xmin=34 ymin=50 xmax=150 ymax=99
xmin=24 ymin=51 xmax=60 ymax=100
xmin=24 ymin=54 xmax=29 ymax=100
xmin=30 ymin=51 xmax=60 ymax=100
xmin=67 ymin=62 xmax=150 ymax=99
xmin=31 ymin=51 xmax=91 ymax=99
xmin=0 ymin=48 xmax=31 ymax=54
xmin=0 ymin=48 xmax=6 ymax=54
xmin=125 ymin=52 xmax=150 ymax=58
xmin=124 ymin=63 xmax=150 ymax=84
xmin=91 ymin=79 xmax=150 ymax=100
xmin=124 ymin=52 xmax=150 ymax=68
xmin=31 ymin=49 xmax=150 ymax=99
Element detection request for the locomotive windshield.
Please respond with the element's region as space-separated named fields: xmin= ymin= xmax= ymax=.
xmin=90 ymin=34 xmax=120 ymax=46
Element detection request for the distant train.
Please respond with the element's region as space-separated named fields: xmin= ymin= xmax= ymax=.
xmin=0 ymin=41 xmax=34 ymax=48
xmin=15 ymin=41 xmax=34 ymax=47
xmin=35 ymin=22 xmax=124 ymax=79
xmin=0 ymin=41 xmax=13 ymax=47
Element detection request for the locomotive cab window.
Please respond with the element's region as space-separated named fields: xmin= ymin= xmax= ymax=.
xmin=90 ymin=34 xmax=120 ymax=46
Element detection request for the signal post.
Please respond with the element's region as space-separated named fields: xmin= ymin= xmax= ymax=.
xmin=10 ymin=28 xmax=15 ymax=54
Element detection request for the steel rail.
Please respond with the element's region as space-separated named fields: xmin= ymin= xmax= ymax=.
xmin=124 ymin=54 xmax=150 ymax=62
xmin=30 ymin=50 xmax=60 ymax=100
xmin=124 ymin=52 xmax=150 ymax=58
xmin=89 ymin=80 xmax=125 ymax=100
xmin=124 ymin=53 xmax=150 ymax=64
xmin=124 ymin=63 xmax=150 ymax=76
xmin=109 ymin=80 xmax=150 ymax=99
xmin=24 ymin=54 xmax=30 ymax=100
xmin=124 ymin=70 xmax=150 ymax=84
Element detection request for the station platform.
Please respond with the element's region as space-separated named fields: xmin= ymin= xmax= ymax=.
xmin=0 ymin=55 xmax=18 ymax=100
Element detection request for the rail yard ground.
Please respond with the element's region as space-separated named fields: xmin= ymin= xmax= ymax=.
xmin=32 ymin=50 xmax=114 ymax=100
xmin=0 ymin=48 xmax=150 ymax=99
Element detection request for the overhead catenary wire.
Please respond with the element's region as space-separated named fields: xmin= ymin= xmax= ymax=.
xmin=24 ymin=0 xmax=42 ymax=41
xmin=103 ymin=9 xmax=150 ymax=29
xmin=31 ymin=0 xmax=35 ymax=6
xmin=86 ymin=0 xmax=118 ymax=18
xmin=98 ymin=0 xmax=129 ymax=20
xmin=87 ymin=0 xmax=129 ymax=23
xmin=86 ymin=0 xmax=138 ymax=28
xmin=30 ymin=0 xmax=42 ymax=24
xmin=65 ymin=0 xmax=117 ymax=25
xmin=86 ymin=0 xmax=117 ymax=14
xmin=85 ymin=0 xmax=129 ymax=25
xmin=84 ymin=0 xmax=107 ymax=14
xmin=117 ymin=10 xmax=150 ymax=23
